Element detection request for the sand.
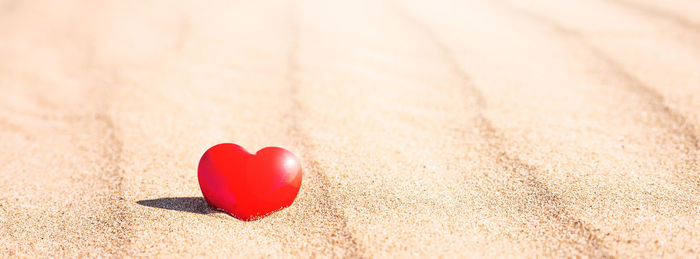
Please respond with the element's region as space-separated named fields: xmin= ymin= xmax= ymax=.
xmin=0 ymin=0 xmax=698 ymax=257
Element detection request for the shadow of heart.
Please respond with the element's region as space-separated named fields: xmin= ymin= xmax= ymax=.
xmin=136 ymin=197 xmax=218 ymax=215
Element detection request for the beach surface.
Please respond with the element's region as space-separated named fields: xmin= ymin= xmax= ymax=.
xmin=0 ymin=0 xmax=698 ymax=257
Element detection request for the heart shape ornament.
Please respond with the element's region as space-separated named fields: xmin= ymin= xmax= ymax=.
xmin=198 ymin=143 xmax=302 ymax=220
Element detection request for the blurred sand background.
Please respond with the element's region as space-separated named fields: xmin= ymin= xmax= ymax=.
xmin=0 ymin=0 xmax=698 ymax=257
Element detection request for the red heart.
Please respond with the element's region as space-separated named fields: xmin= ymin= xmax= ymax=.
xmin=197 ymin=143 xmax=302 ymax=221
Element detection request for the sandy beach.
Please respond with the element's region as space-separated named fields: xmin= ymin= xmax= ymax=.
xmin=1 ymin=0 xmax=698 ymax=257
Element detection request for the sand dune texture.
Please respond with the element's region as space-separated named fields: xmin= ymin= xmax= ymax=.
xmin=1 ymin=0 xmax=698 ymax=257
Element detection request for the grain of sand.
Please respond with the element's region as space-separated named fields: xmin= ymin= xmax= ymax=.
xmin=0 ymin=0 xmax=698 ymax=257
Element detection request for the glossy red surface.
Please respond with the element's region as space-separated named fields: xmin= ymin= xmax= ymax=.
xmin=197 ymin=143 xmax=302 ymax=221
